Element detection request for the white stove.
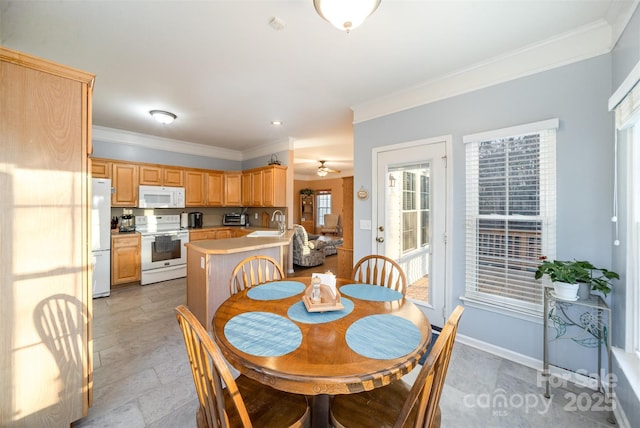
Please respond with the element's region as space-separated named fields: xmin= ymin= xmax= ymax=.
xmin=135 ymin=215 xmax=189 ymax=285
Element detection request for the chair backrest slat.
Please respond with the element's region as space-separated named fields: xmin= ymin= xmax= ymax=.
xmin=394 ymin=305 xmax=464 ymax=428
xmin=351 ymin=255 xmax=408 ymax=295
xmin=175 ymin=305 xmax=253 ymax=428
xmin=229 ymin=255 xmax=285 ymax=295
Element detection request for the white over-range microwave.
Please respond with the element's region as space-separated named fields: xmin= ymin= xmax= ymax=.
xmin=138 ymin=185 xmax=185 ymax=208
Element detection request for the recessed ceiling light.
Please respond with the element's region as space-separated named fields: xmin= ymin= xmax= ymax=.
xmin=271 ymin=120 xmax=283 ymax=126
xmin=149 ymin=110 xmax=177 ymax=124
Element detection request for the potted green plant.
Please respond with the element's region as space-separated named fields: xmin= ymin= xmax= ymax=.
xmin=300 ymin=188 xmax=314 ymax=196
xmin=535 ymin=257 xmax=619 ymax=300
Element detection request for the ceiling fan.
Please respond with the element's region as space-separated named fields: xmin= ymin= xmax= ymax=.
xmin=317 ymin=160 xmax=340 ymax=177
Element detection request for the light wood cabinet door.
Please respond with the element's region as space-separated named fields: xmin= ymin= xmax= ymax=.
xmin=164 ymin=167 xmax=184 ymax=187
xmin=91 ymin=159 xmax=111 ymax=178
xmin=242 ymin=172 xmax=252 ymax=206
xmin=215 ymin=229 xmax=233 ymax=239
xmin=251 ymin=170 xmax=263 ymax=206
xmin=139 ymin=165 xmax=163 ymax=185
xmin=111 ymin=234 xmax=141 ymax=285
xmin=224 ymin=172 xmax=242 ymax=206
xmin=185 ymin=170 xmax=206 ymax=206
xmin=1 ymin=46 xmax=95 ymax=426
xmin=206 ymin=171 xmax=224 ymax=206
xmin=112 ymin=162 xmax=138 ymax=207
xmin=263 ymin=165 xmax=286 ymax=207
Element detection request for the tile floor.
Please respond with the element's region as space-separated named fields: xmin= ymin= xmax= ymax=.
xmin=73 ymin=277 xmax=616 ymax=427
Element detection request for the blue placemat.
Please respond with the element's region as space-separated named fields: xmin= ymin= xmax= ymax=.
xmin=287 ymin=298 xmax=354 ymax=324
xmin=247 ymin=281 xmax=306 ymax=300
xmin=224 ymin=312 xmax=302 ymax=357
xmin=346 ymin=314 xmax=421 ymax=360
xmin=340 ymin=284 xmax=404 ymax=301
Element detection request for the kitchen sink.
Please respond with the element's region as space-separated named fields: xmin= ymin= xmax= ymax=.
xmin=247 ymin=230 xmax=284 ymax=237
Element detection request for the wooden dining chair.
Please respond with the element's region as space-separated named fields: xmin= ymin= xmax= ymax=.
xmin=175 ymin=305 xmax=310 ymax=428
xmin=329 ymin=305 xmax=464 ymax=428
xmin=351 ymin=255 xmax=408 ymax=295
xmin=229 ymin=255 xmax=285 ymax=295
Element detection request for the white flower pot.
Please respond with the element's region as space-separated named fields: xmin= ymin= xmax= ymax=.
xmin=553 ymin=282 xmax=579 ymax=300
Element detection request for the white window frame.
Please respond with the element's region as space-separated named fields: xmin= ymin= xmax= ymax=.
xmin=610 ymin=60 xmax=640 ymax=403
xmin=316 ymin=191 xmax=331 ymax=226
xmin=463 ymin=119 xmax=558 ymax=317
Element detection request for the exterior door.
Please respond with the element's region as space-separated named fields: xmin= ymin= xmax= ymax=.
xmin=373 ymin=138 xmax=448 ymax=326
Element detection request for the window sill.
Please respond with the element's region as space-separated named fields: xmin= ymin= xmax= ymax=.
xmin=612 ymin=347 xmax=640 ymax=402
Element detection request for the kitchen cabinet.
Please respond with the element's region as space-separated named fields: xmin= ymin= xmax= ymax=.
xmin=263 ymin=165 xmax=286 ymax=207
xmin=224 ymin=172 xmax=242 ymax=206
xmin=251 ymin=169 xmax=264 ymax=206
xmin=111 ymin=233 xmax=141 ymax=285
xmin=206 ymin=171 xmax=224 ymax=206
xmin=1 ymin=46 xmax=94 ymax=426
xmin=112 ymin=162 xmax=138 ymax=207
xmin=189 ymin=227 xmax=242 ymax=241
xmin=243 ymin=165 xmax=287 ymax=207
xmin=185 ymin=169 xmax=206 ymax=206
xmin=139 ymin=164 xmax=185 ymax=187
xmin=242 ymin=171 xmax=252 ymax=206
xmin=164 ymin=167 xmax=184 ymax=187
xmin=91 ymin=159 xmax=111 ymax=178
xmin=89 ymin=160 xmax=287 ymax=208
xmin=139 ymin=165 xmax=163 ymax=185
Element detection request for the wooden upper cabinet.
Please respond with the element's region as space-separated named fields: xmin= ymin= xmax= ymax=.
xmin=263 ymin=165 xmax=286 ymax=207
xmin=224 ymin=172 xmax=242 ymax=206
xmin=241 ymin=165 xmax=287 ymax=207
xmin=112 ymin=162 xmax=138 ymax=207
xmin=185 ymin=169 xmax=206 ymax=206
xmin=88 ymin=161 xmax=286 ymax=207
xmin=242 ymin=172 xmax=252 ymax=206
xmin=91 ymin=159 xmax=111 ymax=178
xmin=139 ymin=165 xmax=162 ymax=185
xmin=206 ymin=171 xmax=224 ymax=206
xmin=251 ymin=169 xmax=263 ymax=206
xmin=140 ymin=165 xmax=184 ymax=187
xmin=164 ymin=167 xmax=184 ymax=187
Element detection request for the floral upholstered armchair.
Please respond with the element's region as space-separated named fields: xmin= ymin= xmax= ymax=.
xmin=292 ymin=224 xmax=327 ymax=267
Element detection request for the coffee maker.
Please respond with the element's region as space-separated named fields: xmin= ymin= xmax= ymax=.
xmin=120 ymin=214 xmax=135 ymax=232
xmin=188 ymin=212 xmax=203 ymax=228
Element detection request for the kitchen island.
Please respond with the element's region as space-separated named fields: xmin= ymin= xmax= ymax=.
xmin=185 ymin=229 xmax=294 ymax=329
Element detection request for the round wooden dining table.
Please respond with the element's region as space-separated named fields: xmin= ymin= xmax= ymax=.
xmin=212 ymin=276 xmax=432 ymax=428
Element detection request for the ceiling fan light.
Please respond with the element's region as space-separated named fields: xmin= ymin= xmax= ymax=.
xmin=149 ymin=110 xmax=177 ymax=124
xmin=313 ymin=0 xmax=381 ymax=32
xmin=317 ymin=169 xmax=328 ymax=177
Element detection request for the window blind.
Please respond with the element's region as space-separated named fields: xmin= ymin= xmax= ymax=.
xmin=464 ymin=120 xmax=558 ymax=315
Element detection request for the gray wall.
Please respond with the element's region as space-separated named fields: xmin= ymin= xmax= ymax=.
xmin=93 ymin=139 xmax=290 ymax=171
xmin=353 ymin=53 xmax=614 ymax=357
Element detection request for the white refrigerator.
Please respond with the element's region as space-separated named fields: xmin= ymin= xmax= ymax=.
xmin=92 ymin=178 xmax=112 ymax=298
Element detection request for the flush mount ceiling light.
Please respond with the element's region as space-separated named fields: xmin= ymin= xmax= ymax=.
xmin=149 ymin=110 xmax=177 ymax=124
xmin=313 ymin=0 xmax=381 ymax=33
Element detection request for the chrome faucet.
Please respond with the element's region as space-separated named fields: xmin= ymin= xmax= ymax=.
xmin=271 ymin=210 xmax=285 ymax=233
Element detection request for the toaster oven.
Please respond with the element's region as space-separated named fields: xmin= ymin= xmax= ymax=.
xmin=223 ymin=213 xmax=246 ymax=226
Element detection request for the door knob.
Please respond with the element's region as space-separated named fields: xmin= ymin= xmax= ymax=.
xmin=376 ymin=236 xmax=384 ymax=243
xmin=378 ymin=226 xmax=384 ymax=232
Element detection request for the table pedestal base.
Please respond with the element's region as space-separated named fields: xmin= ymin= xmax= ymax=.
xmin=311 ymin=394 xmax=330 ymax=428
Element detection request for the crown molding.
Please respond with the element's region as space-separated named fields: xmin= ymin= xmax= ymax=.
xmin=352 ymin=19 xmax=614 ymax=124
xmin=93 ymin=126 xmax=293 ymax=161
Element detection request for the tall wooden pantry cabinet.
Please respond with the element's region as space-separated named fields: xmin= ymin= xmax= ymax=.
xmin=0 ymin=47 xmax=95 ymax=426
